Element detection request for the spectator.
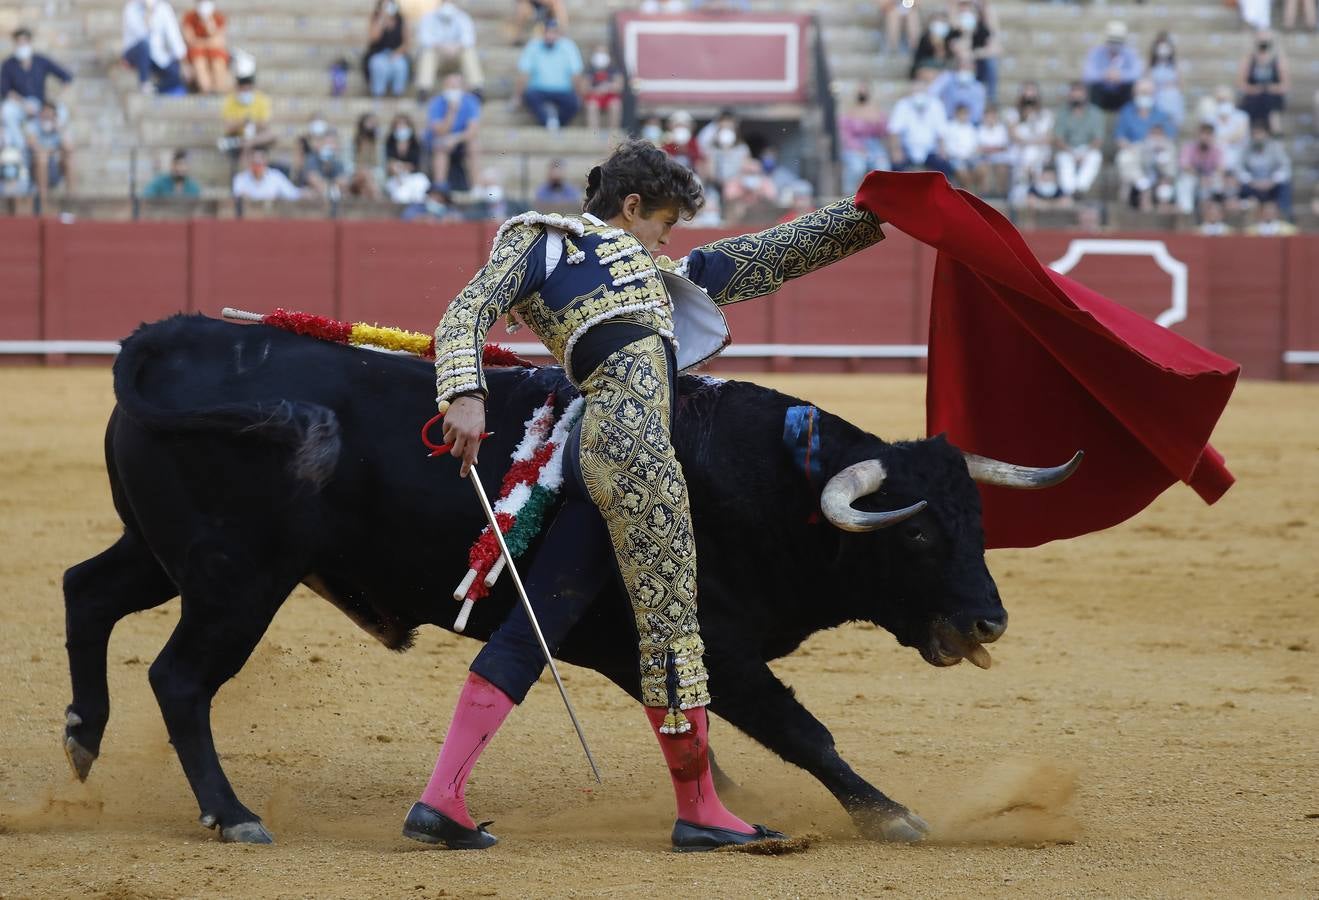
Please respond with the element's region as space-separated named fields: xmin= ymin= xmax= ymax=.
xmin=1121 ymin=122 xmax=1178 ymax=210
xmin=1282 ymin=0 xmax=1317 ymax=30
xmin=1146 ymin=31 xmax=1184 ymax=129
xmin=1008 ymin=80 xmax=1053 ymax=186
xmin=232 ymin=147 xmax=301 ymax=201
xmin=1115 ymin=78 xmax=1175 ymax=166
xmin=180 ymin=0 xmax=230 ymax=94
xmin=0 ymin=144 xmax=30 ymax=196
xmin=123 ymin=0 xmax=187 ymax=95
xmin=517 ymin=20 xmax=582 ymax=129
xmin=218 ymin=74 xmax=274 ymax=161
xmin=1208 ymin=84 xmax=1251 ymax=172
xmin=385 ymin=112 xmax=423 ymax=176
xmin=758 ymin=144 xmax=813 ymax=200
xmin=973 ymin=104 xmax=1012 ymax=196
xmin=25 ymin=101 xmax=72 ymax=202
xmin=639 ymin=114 xmax=663 ymax=144
xmin=415 ymin=0 xmax=483 ymax=103
xmin=1239 ymin=0 xmax=1271 ymax=31
xmin=875 ymin=0 xmax=921 ymax=56
xmin=295 ymin=113 xmax=349 ymax=198
xmin=1053 ymin=80 xmax=1104 ymax=198
xmin=909 ymin=11 xmax=952 ymax=79
xmin=1237 ymin=122 xmax=1292 ymax=215
xmin=888 ymin=68 xmax=954 ymax=178
xmin=1083 ymin=20 xmax=1142 ymax=113
xmin=722 ymin=155 xmax=778 ymax=223
xmin=699 ymin=109 xmax=747 ymax=189
xmin=838 ymin=82 xmax=889 ymax=194
xmin=425 ymin=72 xmax=481 ymax=190
xmin=1237 ymin=29 xmax=1288 ymax=133
xmin=534 ymin=158 xmax=581 ymax=206
xmin=385 ymin=160 xmax=430 ymax=205
xmin=1176 ymin=123 xmax=1225 ymax=214
xmin=936 ymin=54 xmax=987 ymax=124
xmin=513 ymin=0 xmax=568 ymax=41
xmin=365 ymin=0 xmax=409 ymax=98
xmin=468 ymin=166 xmax=508 ymax=220
xmin=583 ymin=44 xmax=623 ymax=133
xmin=143 ymin=149 xmax=202 ymax=198
xmin=1246 ymin=200 xmax=1297 ymax=235
xmin=348 ymin=112 xmax=383 ymax=199
xmin=947 ymin=0 xmax=1000 ymax=103
xmin=940 ymin=103 xmax=979 ymax=186
xmin=1196 ymin=198 xmax=1233 ymax=236
xmin=401 ymin=182 xmax=457 ymax=222
xmin=2 ymin=28 xmax=72 ymax=149
xmin=1025 ymin=165 xmax=1072 ymax=211
xmin=661 ymin=110 xmax=702 ymax=172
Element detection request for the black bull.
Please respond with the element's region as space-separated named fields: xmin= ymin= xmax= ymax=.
xmin=63 ymin=315 xmax=1076 ymax=844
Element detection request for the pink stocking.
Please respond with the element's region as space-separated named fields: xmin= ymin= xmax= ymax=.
xmin=645 ymin=705 xmax=752 ymax=833
xmin=419 ymin=672 xmax=515 ymax=829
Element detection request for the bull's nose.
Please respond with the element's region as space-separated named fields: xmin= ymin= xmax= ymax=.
xmin=972 ymin=612 xmax=1008 ymax=643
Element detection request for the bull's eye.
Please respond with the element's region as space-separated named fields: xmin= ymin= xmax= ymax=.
xmin=903 ymin=525 xmax=927 ymax=544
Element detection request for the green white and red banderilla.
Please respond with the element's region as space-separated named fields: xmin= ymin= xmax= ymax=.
xmin=221 ymin=306 xmax=533 ymax=368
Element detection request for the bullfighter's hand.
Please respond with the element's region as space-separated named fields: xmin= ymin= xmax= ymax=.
xmin=443 ymin=395 xmax=486 ymax=478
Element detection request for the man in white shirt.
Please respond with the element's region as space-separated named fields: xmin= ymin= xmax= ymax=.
xmin=232 ymin=148 xmax=302 ymax=202
xmin=415 ymin=0 xmax=484 ymax=101
xmin=887 ymin=68 xmax=955 ymax=179
xmin=940 ymin=103 xmax=980 ymax=186
xmin=122 ymin=0 xmax=186 ymax=95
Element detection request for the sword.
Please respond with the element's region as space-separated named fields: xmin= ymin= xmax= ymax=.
xmin=462 ymin=462 xmax=603 ymax=784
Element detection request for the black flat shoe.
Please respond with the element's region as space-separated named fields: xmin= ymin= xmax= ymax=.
xmin=671 ymin=819 xmax=788 ymax=852
xmin=402 ymin=802 xmax=498 ymax=850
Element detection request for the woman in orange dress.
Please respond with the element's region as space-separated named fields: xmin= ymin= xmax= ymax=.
xmin=181 ymin=0 xmax=231 ymax=94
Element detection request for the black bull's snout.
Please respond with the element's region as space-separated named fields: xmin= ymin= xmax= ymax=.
xmin=952 ymin=608 xmax=1009 ymax=644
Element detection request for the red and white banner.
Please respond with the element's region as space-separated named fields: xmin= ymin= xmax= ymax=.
xmin=615 ymin=13 xmax=811 ymax=105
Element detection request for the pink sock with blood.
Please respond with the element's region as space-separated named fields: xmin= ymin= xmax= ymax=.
xmin=645 ymin=705 xmax=752 ymax=833
xmin=419 ymin=672 xmax=515 ymax=829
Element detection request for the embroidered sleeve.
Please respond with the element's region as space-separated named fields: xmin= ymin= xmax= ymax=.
xmin=434 ymin=222 xmax=546 ymax=406
xmin=681 ymin=199 xmax=885 ymax=306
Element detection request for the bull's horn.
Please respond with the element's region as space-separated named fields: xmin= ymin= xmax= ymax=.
xmin=820 ymin=460 xmax=928 ymax=533
xmin=962 ymin=450 xmax=1084 ymax=490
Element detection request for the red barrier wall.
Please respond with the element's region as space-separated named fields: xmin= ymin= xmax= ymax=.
xmin=3 ymin=219 xmax=1317 ymax=381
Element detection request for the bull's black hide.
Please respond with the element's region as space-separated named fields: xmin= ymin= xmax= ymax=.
xmin=63 ymin=315 xmax=1005 ymax=844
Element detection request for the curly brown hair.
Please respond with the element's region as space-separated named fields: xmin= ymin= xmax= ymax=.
xmin=582 ymin=139 xmax=704 ymax=221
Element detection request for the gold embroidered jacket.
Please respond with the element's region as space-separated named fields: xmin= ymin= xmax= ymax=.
xmin=433 ymin=200 xmax=884 ymax=405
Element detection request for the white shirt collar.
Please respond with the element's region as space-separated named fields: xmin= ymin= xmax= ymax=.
xmin=582 ymin=212 xmax=607 ymax=226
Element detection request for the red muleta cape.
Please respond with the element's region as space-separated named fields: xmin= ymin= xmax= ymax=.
xmin=854 ymin=172 xmax=1239 ymax=549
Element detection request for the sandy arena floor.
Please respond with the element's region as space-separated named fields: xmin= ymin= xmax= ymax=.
xmin=0 ymin=368 xmax=1315 ymax=899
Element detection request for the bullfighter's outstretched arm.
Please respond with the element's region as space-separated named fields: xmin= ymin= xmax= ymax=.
xmin=664 ymin=199 xmax=885 ymax=306
xmin=433 ymin=221 xmax=547 ymax=406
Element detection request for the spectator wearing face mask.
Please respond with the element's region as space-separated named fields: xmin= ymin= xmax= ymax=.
xmin=1114 ymin=78 xmax=1174 ymax=167
xmin=232 ymin=147 xmax=301 ymax=202
xmin=661 ymin=110 xmax=703 ymax=173
xmin=1146 ymin=31 xmax=1184 ymax=129
xmin=1026 ymin=166 xmax=1071 ymax=211
xmin=838 ymin=83 xmax=889 ymax=194
xmin=698 ymin=110 xmax=748 ymax=189
xmin=517 ymin=20 xmax=582 ymax=129
xmin=1237 ymin=123 xmax=1292 ymax=216
xmin=888 ymin=67 xmax=954 ymax=178
xmin=940 ymin=103 xmax=980 ymax=186
xmin=721 ymin=155 xmax=778 ymax=224
xmin=1197 ymin=198 xmax=1233 ymax=236
xmin=295 ymin=114 xmax=350 ymax=198
xmin=1053 ymin=81 xmax=1104 ymax=198
xmin=973 ymin=105 xmax=1012 ymax=197
xmin=143 ymin=148 xmax=202 ymax=198
xmin=1175 ymin=123 xmax=1225 ymax=215
xmin=1246 ymin=200 xmax=1297 ymax=235
xmin=426 ymin=72 xmax=481 ymax=190
xmin=1120 ymin=121 xmax=1177 ymax=211
xmin=181 ymin=1 xmax=229 ymax=94
xmin=25 ymin=101 xmax=72 ymax=202
xmin=1007 ymin=81 xmax=1053 ymax=186
xmin=1083 ymin=20 xmax=1143 ymax=113
xmin=533 ymin=158 xmax=582 ymax=207
xmin=366 ymin=0 xmax=409 ymax=98
xmin=348 ymin=112 xmax=383 ymax=199
xmin=910 ymin=12 xmax=953 ymax=80
xmin=1207 ymin=84 xmax=1251 ymax=172
xmin=936 ymin=55 xmax=986 ymax=124
xmin=385 ymin=113 xmax=423 ymax=178
xmin=415 ymin=0 xmax=483 ymax=104
xmin=947 ymin=0 xmax=999 ymax=103
xmin=123 ymin=0 xmax=187 ymax=95
xmin=639 ymin=115 xmax=663 ymax=145
xmin=1237 ymin=29 xmax=1289 ymax=133
xmin=583 ymin=45 xmax=623 ymax=133
xmin=2 ymin=28 xmax=72 ymax=149
xmin=218 ymin=74 xmax=274 ymax=163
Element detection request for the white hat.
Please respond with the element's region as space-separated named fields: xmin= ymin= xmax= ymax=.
xmin=231 ymin=51 xmax=257 ymax=80
xmin=1104 ymin=20 xmax=1128 ymax=40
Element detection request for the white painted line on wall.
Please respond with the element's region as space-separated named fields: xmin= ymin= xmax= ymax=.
xmin=1049 ymin=239 xmax=1188 ymax=329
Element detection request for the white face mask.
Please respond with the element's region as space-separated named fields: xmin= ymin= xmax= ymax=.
xmin=930 ymin=20 xmax=950 ymax=39
xmin=443 ymin=88 xmax=462 ymax=103
xmin=671 ymin=126 xmax=691 ymax=144
xmin=1135 ymin=94 xmax=1154 ymax=110
xmin=591 ymin=52 xmax=610 ymax=69
xmin=15 ymin=44 xmax=33 ymax=62
xmin=912 ymin=94 xmax=929 ymax=110
xmin=309 ymin=119 xmax=328 ymax=136
xmin=237 ymin=90 xmax=254 ymax=105
xmin=1035 ymin=180 xmax=1059 ymax=197
xmin=956 ymin=69 xmax=974 ymax=83
xmin=641 ymin=124 xmax=662 ymax=142
xmin=958 ymin=11 xmax=977 ymax=30
xmin=1217 ymin=100 xmax=1234 ymax=116
xmin=1154 ymin=182 xmax=1174 ymax=203
xmin=198 ymin=1 xmax=215 ymax=17
xmin=1155 ymin=43 xmax=1172 ymax=59
xmin=394 ymin=126 xmax=412 ymax=142
xmin=716 ymin=127 xmax=736 ymax=148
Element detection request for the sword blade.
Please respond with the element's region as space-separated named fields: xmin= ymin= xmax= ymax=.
xmin=466 ymin=464 xmax=603 ymax=784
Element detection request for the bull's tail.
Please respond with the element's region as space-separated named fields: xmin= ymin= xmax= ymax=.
xmin=112 ymin=320 xmax=342 ymax=488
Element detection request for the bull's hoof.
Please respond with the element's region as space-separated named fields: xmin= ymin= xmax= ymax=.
xmin=855 ymin=805 xmax=931 ymax=843
xmin=62 ymin=712 xmax=97 ymax=782
xmin=218 ymin=820 xmax=275 ymax=844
